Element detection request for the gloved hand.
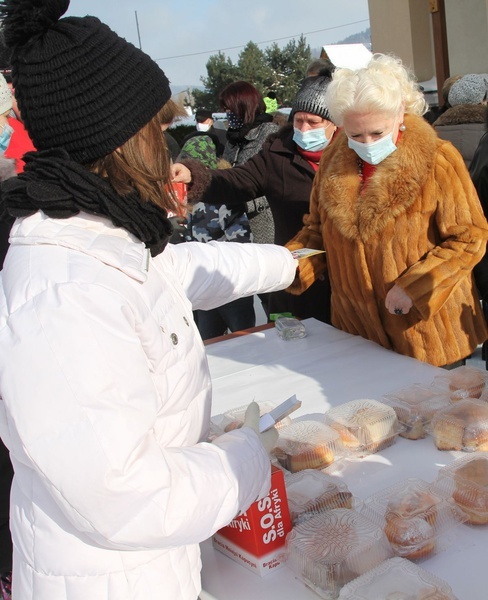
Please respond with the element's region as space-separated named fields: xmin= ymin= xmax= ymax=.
xmin=169 ymin=216 xmax=190 ymax=244
xmin=243 ymin=401 xmax=279 ymax=454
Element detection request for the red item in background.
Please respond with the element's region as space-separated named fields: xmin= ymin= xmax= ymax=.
xmin=5 ymin=117 xmax=36 ymax=174
xmin=213 ymin=466 xmax=292 ymax=576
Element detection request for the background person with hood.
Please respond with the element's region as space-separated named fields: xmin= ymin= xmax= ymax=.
xmin=0 ymin=1 xmax=298 ymax=598
xmin=173 ymin=68 xmax=337 ymax=323
xmin=433 ymin=73 xmax=488 ymax=168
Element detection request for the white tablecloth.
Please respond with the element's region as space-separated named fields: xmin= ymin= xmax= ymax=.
xmin=200 ymin=319 xmax=487 ymax=599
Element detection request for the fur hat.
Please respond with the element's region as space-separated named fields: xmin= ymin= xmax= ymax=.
xmin=0 ymin=0 xmax=172 ymax=163
xmin=448 ymin=74 xmax=488 ymax=107
xmin=292 ymin=67 xmax=334 ymax=121
xmin=0 ymin=72 xmax=12 ymax=115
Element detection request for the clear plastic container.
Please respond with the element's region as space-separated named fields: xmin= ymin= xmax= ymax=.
xmin=217 ymin=400 xmax=292 ymax=433
xmin=324 ymin=399 xmax=401 ymax=456
xmin=273 ymin=420 xmax=345 ymax=473
xmin=432 ymin=365 xmax=487 ymax=401
xmin=429 ymin=398 xmax=488 ymax=452
xmin=382 ymin=384 xmax=451 ymax=440
xmin=435 ymin=453 xmax=488 ymax=525
xmin=275 ymin=316 xmax=307 ymax=340
xmin=338 ymin=557 xmax=458 ymax=599
xmin=285 ymin=469 xmax=357 ymax=525
xmin=286 ymin=508 xmax=393 ymax=599
xmin=360 ymin=478 xmax=466 ymax=561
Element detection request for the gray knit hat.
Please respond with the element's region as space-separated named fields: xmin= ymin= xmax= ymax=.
xmin=292 ymin=68 xmax=334 ymax=121
xmin=448 ymin=74 xmax=488 ymax=107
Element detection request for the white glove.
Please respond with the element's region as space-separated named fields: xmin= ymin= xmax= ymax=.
xmin=243 ymin=401 xmax=279 ymax=454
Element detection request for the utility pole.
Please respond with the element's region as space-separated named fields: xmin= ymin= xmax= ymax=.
xmin=135 ymin=10 xmax=142 ymax=50
xmin=429 ymin=0 xmax=449 ymax=106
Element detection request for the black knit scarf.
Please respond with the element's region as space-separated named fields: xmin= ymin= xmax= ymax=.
xmin=0 ymin=148 xmax=172 ymax=256
xmin=226 ymin=112 xmax=273 ymax=146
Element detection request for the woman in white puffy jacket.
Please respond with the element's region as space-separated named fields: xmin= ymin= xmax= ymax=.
xmin=0 ymin=1 xmax=298 ymax=599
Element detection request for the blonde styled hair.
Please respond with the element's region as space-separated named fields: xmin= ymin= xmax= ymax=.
xmin=88 ymin=98 xmax=186 ymax=214
xmin=325 ymin=54 xmax=428 ymax=126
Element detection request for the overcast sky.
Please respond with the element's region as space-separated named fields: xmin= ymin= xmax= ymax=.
xmin=65 ymin=0 xmax=370 ymax=89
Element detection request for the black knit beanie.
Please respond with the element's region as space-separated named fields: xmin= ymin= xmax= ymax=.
xmin=0 ymin=0 xmax=172 ymax=163
xmin=292 ymin=67 xmax=334 ymax=121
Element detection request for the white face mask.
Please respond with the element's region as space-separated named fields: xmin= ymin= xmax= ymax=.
xmin=196 ymin=123 xmax=211 ymax=132
xmin=347 ymin=120 xmax=398 ymax=165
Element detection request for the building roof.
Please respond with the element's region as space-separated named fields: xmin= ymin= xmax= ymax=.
xmin=320 ymin=43 xmax=372 ymax=70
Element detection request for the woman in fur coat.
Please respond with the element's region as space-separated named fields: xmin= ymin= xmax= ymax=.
xmin=287 ymin=54 xmax=488 ymax=367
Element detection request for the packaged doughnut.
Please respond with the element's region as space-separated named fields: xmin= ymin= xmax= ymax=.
xmin=435 ymin=453 xmax=488 ymax=525
xmin=360 ymin=478 xmax=467 ymax=561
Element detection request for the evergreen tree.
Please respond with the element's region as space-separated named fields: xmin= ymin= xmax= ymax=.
xmin=236 ymin=41 xmax=271 ymax=93
xmin=192 ymin=52 xmax=239 ymax=111
xmin=192 ymin=36 xmax=312 ymax=111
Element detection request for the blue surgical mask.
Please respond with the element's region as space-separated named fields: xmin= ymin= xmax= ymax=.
xmin=293 ymin=125 xmax=332 ymax=152
xmin=0 ymin=123 xmax=13 ymax=153
xmin=347 ymin=130 xmax=397 ymax=165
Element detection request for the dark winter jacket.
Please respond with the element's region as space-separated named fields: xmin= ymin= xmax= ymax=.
xmin=185 ymin=123 xmax=332 ymax=322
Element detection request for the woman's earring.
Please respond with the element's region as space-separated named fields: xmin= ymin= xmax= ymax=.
xmin=399 ymin=123 xmax=406 ymax=132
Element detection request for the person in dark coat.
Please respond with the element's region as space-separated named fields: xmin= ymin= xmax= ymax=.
xmin=173 ymin=69 xmax=336 ymax=323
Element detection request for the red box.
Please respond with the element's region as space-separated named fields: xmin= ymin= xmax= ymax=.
xmin=213 ymin=466 xmax=292 ymax=576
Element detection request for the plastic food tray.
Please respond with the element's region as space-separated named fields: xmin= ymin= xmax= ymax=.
xmin=435 ymin=452 xmax=488 ymax=525
xmin=429 ymin=398 xmax=488 ymax=452
xmin=338 ymin=556 xmax=458 ymax=599
xmin=286 ymin=508 xmax=393 ymax=599
xmin=360 ymin=478 xmax=467 ymax=561
xmin=285 ymin=469 xmax=358 ymax=525
xmin=324 ymin=399 xmax=401 ymax=456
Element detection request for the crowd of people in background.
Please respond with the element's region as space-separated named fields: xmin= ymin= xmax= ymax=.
xmin=0 ymin=1 xmax=487 ymax=600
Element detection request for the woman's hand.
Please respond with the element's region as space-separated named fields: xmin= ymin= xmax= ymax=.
xmin=171 ymin=163 xmax=192 ymax=183
xmin=385 ymin=284 xmax=413 ymax=315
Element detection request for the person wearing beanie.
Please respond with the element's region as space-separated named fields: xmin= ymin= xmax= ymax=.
xmin=0 ymin=1 xmax=300 ymax=599
xmin=285 ymin=54 xmax=488 ymax=367
xmin=181 ymin=108 xmax=227 ymax=157
xmin=433 ymin=73 xmax=488 ymax=167
xmin=173 ymin=67 xmax=337 ymax=323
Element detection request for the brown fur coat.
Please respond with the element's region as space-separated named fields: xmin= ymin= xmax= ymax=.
xmin=287 ymin=114 xmax=488 ymax=366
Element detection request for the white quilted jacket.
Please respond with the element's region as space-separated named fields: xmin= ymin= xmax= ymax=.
xmin=0 ymin=211 xmax=297 ymax=600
